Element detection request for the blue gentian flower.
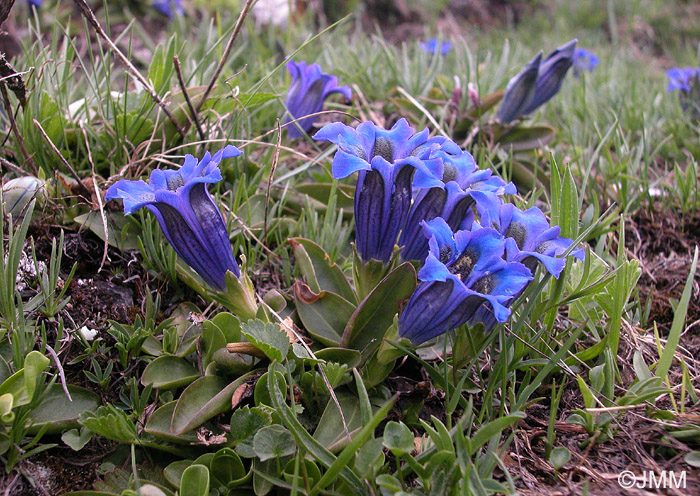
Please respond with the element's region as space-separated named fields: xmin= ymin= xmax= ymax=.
xmin=473 ymin=192 xmax=583 ymax=278
xmin=152 ymin=0 xmax=184 ymax=18
xmin=573 ymin=48 xmax=599 ymax=76
xmin=421 ymin=39 xmax=452 ymax=56
xmin=105 ymin=146 xmax=242 ymax=291
xmin=315 ymin=118 xmax=451 ymax=262
xmin=21 ymin=0 xmax=42 ymax=6
xmin=285 ymin=60 xmax=352 ymax=139
xmin=522 ymin=39 xmax=577 ymax=115
xmin=399 ymin=151 xmax=517 ymax=262
xmin=398 ymin=218 xmax=533 ymax=344
xmin=497 ymin=52 xmax=542 ymax=124
xmin=498 ymin=39 xmax=577 ymax=124
xmin=665 ymin=67 xmax=699 ymax=93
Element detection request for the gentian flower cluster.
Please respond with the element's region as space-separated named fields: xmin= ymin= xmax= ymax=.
xmin=421 ymin=39 xmax=452 ymax=56
xmin=497 ymin=39 xmax=577 ymax=124
xmin=573 ymin=48 xmax=599 ymax=76
xmin=284 ymin=60 xmax=352 ymax=139
xmin=315 ymin=118 xmax=581 ymax=344
xmin=398 ymin=193 xmax=583 ymax=344
xmin=152 ymin=0 xmax=184 ymax=18
xmin=105 ymin=146 xmax=241 ymax=291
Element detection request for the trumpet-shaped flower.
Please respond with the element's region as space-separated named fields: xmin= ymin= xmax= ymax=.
xmin=398 ymin=218 xmax=532 ymax=344
xmin=399 ymin=152 xmax=516 ymax=262
xmin=473 ymin=191 xmax=583 ymax=278
xmin=105 ymin=146 xmax=242 ymax=291
xmin=573 ymin=48 xmax=599 ymax=76
xmin=497 ymin=52 xmax=542 ymax=125
xmin=666 ymin=67 xmax=699 ymax=93
xmin=152 ymin=0 xmax=183 ymax=17
xmin=498 ymin=39 xmax=577 ymax=124
xmin=421 ymin=39 xmax=452 ymax=56
xmin=285 ymin=60 xmax=352 ymax=139
xmin=315 ymin=118 xmax=452 ymax=262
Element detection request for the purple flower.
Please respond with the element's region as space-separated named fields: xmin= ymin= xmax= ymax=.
xmin=666 ymin=67 xmax=699 ymax=93
xmin=21 ymin=0 xmax=42 ymax=6
xmin=315 ymin=118 xmax=451 ymax=262
xmin=421 ymin=39 xmax=452 ymax=56
xmin=284 ymin=60 xmax=352 ymax=139
xmin=498 ymin=39 xmax=578 ymax=124
xmin=398 ymin=218 xmax=532 ymax=344
xmin=105 ymin=146 xmax=242 ymax=291
xmin=573 ymin=48 xmax=599 ymax=76
xmin=399 ymin=150 xmax=516 ymax=262
xmin=152 ymin=0 xmax=184 ymax=18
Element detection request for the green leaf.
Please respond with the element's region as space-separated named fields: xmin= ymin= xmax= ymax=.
xmin=143 ymin=402 xmax=199 ymax=444
xmin=230 ymin=406 xmax=272 ymax=444
xmin=22 ymin=350 xmax=50 ymax=403
xmin=80 ymin=405 xmax=138 ymax=444
xmin=313 ymin=392 xmax=364 ymax=452
xmin=657 ymin=247 xmax=698 ymax=379
xmin=290 ymin=238 xmax=355 ymax=302
xmin=469 ymin=413 xmax=526 ymax=455
xmin=170 ymin=371 xmax=257 ymax=435
xmin=201 ymin=320 xmax=227 ymax=369
xmin=26 ymin=385 xmax=101 ymax=434
xmin=62 ymin=427 xmax=93 ymax=451
xmin=253 ymin=424 xmax=296 ymax=461
xmin=267 ymin=365 xmax=366 ymax=492
xmin=549 ymin=447 xmax=571 ymax=469
xmin=293 ymin=282 xmax=355 ymax=346
xmin=141 ymin=356 xmax=199 ymax=390
xmin=241 ymin=319 xmax=289 ymax=362
xmin=382 ymin=421 xmax=414 ymax=454
xmin=341 ymin=262 xmax=416 ymax=353
xmin=180 ymin=464 xmax=209 ymax=496
xmin=210 ymin=447 xmax=248 ymax=487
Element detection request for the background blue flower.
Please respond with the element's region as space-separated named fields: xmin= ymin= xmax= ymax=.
xmin=152 ymin=0 xmax=184 ymax=17
xmin=573 ymin=48 xmax=599 ymax=76
xmin=421 ymin=39 xmax=452 ymax=56
xmin=285 ymin=60 xmax=352 ymax=139
xmin=666 ymin=67 xmax=699 ymax=93
xmin=105 ymin=146 xmax=242 ymax=291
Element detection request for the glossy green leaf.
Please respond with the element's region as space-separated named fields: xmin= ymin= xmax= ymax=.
xmin=382 ymin=421 xmax=414 ymax=454
xmin=293 ymin=282 xmax=355 ymax=346
xmin=210 ymin=447 xmax=248 ymax=487
xmin=171 ymin=371 xmax=257 ymax=435
xmin=143 ymin=402 xmax=199 ymax=444
xmin=27 ymin=385 xmax=100 ymax=434
xmin=180 ymin=464 xmax=209 ymax=496
xmin=253 ymin=424 xmax=296 ymax=461
xmin=341 ymin=262 xmax=416 ymax=353
xmin=313 ymin=392 xmax=364 ymax=452
xmin=290 ymin=237 xmax=355 ymax=302
xmin=230 ymin=406 xmax=272 ymax=444
xmin=314 ymin=348 xmax=361 ymax=368
xmin=141 ymin=356 xmax=199 ymax=390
